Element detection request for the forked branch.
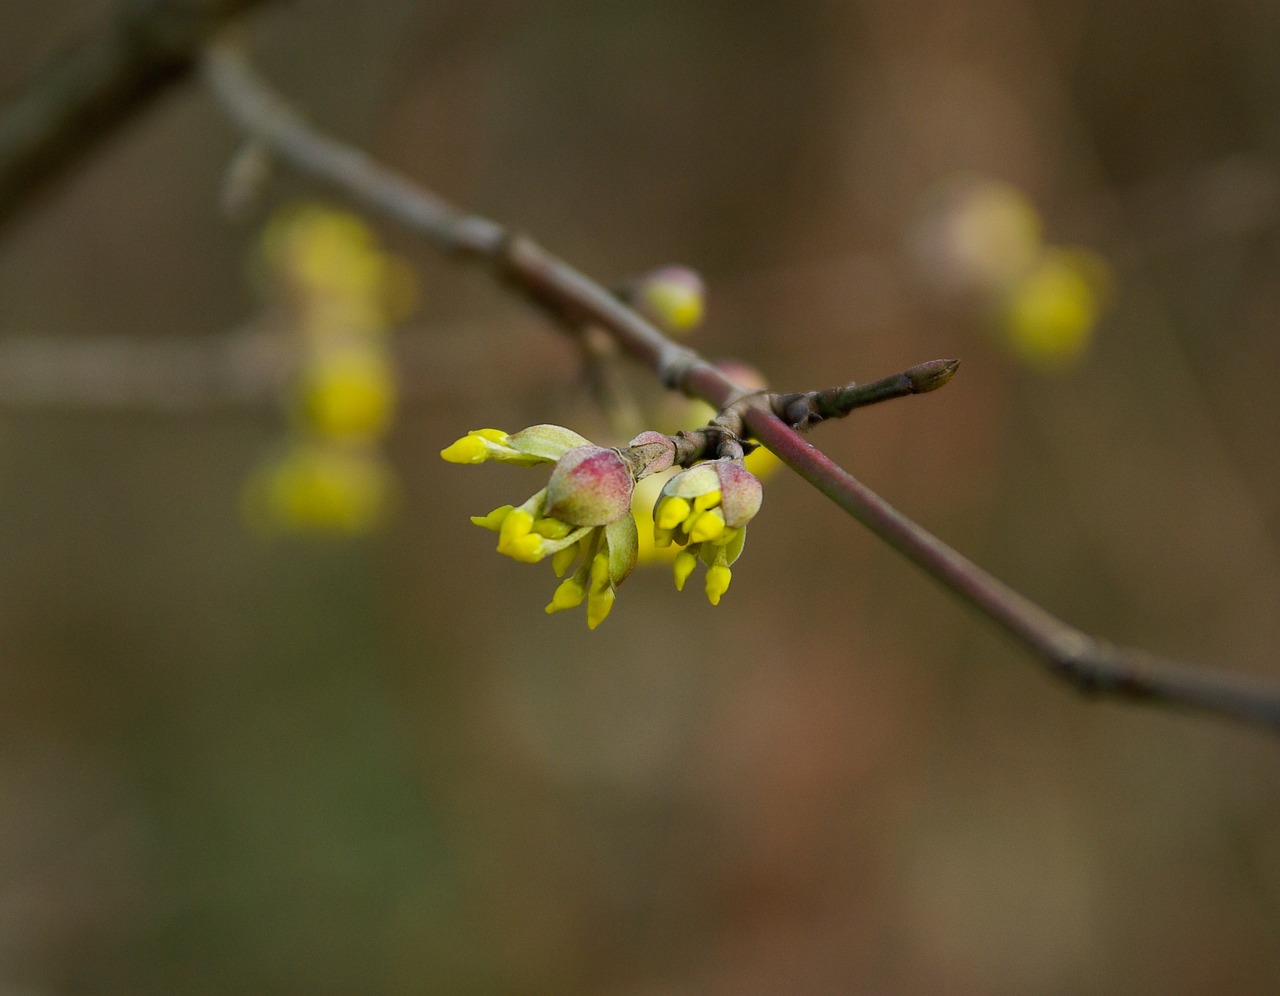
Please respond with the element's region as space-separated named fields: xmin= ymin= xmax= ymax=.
xmin=0 ymin=0 xmax=275 ymax=226
xmin=201 ymin=38 xmax=1280 ymax=737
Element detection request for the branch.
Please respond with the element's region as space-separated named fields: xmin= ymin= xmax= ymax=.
xmin=201 ymin=39 xmax=1280 ymax=737
xmin=0 ymin=0 xmax=275 ymax=228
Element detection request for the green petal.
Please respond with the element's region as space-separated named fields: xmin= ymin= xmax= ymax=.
xmin=701 ymin=529 xmax=745 ymax=567
xmin=505 ymin=424 xmax=594 ymax=462
xmin=604 ymin=514 xmax=639 ymax=587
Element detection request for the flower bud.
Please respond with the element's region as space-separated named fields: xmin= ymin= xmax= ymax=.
xmin=631 ymin=265 xmax=705 ymax=334
xmin=441 ymin=424 xmax=593 ymax=466
xmin=623 ymin=430 xmax=676 ymax=479
xmin=711 ymin=460 xmax=764 ymax=528
xmin=652 ymin=459 xmax=762 ymax=606
xmin=545 ymin=446 xmax=636 ymax=526
xmin=654 ymin=459 xmax=762 ymax=540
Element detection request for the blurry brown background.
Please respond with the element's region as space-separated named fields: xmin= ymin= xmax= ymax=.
xmin=3 ymin=1 xmax=1280 ymax=993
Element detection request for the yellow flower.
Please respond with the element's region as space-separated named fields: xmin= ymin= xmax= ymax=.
xmin=651 ymin=459 xmax=762 ymax=605
xmin=295 ymin=348 xmax=397 ymax=440
xmin=443 ymin=426 xmax=641 ymax=629
xmin=243 ymin=442 xmax=396 ymax=535
xmin=996 ymin=248 xmax=1110 ymax=373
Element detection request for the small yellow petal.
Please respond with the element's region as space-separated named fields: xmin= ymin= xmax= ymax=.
xmin=689 ymin=508 xmax=726 ymax=544
xmin=533 ymin=517 xmax=573 ymax=540
xmin=586 ymin=585 xmax=615 ymax=629
xmin=497 ymin=510 xmax=543 ymax=562
xmin=440 ymin=436 xmax=488 ymax=464
xmin=652 ymin=526 xmax=674 ymax=548
xmin=499 ymin=508 xmax=533 ymax=541
xmin=673 ymin=549 xmax=698 ymax=591
xmin=545 ymin=577 xmax=586 ymax=614
xmin=743 ymin=446 xmax=781 ymax=480
xmin=711 ymin=526 xmax=740 ymax=547
xmin=692 ymin=489 xmax=722 ymax=513
xmin=470 ymin=505 xmax=513 ymax=531
xmin=705 ymin=565 xmax=732 ymax=605
xmin=473 ymin=428 xmax=509 ymax=443
xmin=589 ymin=550 xmax=610 ymax=590
xmin=655 ymin=496 xmax=692 ymax=531
xmin=552 ymin=545 xmax=578 ymax=578
xmin=503 ymin=535 xmax=542 ymax=562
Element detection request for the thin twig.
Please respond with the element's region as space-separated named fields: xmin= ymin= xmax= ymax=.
xmin=201 ymin=38 xmax=1280 ymax=736
xmin=0 ymin=0 xmax=277 ymax=228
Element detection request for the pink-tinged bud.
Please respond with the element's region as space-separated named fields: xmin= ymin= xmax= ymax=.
xmin=623 ymin=430 xmax=676 ymax=478
xmin=712 ymin=460 xmax=763 ymax=527
xmin=545 ymin=446 xmax=635 ymax=526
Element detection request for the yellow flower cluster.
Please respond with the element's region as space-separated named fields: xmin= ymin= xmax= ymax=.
xmin=649 ymin=459 xmax=762 ymax=605
xmin=244 ymin=204 xmax=415 ymax=534
xmin=442 ymin=426 xmax=639 ymax=629
xmin=443 ymin=425 xmax=766 ymax=626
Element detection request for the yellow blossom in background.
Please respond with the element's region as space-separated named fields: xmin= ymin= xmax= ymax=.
xmin=925 ymin=178 xmax=1043 ymax=295
xmin=911 ymin=175 xmax=1111 ymax=374
xmin=294 ymin=347 xmax=397 ymax=441
xmin=261 ymin=202 xmax=420 ymax=336
xmin=243 ymin=443 xmax=397 ymax=535
xmin=743 ymin=444 xmax=781 ymax=480
xmin=243 ymin=202 xmax=416 ymax=536
xmin=995 ymin=247 xmax=1110 ymax=373
xmin=632 ymin=265 xmax=706 ymax=335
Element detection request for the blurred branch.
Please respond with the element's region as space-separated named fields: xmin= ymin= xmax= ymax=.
xmin=0 ymin=0 xmax=275 ymax=228
xmin=0 ymin=327 xmax=284 ymax=411
xmin=0 ymin=319 xmax=567 ymax=413
xmin=201 ymin=39 xmax=1280 ymax=737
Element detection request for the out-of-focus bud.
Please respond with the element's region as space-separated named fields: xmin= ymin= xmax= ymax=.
xmin=244 ymin=443 xmax=396 ymax=535
xmin=910 ymin=176 xmax=1043 ymax=298
xmin=995 ymin=248 xmax=1110 ymax=373
xmin=629 ymin=265 xmax=706 ymax=335
xmin=910 ymin=175 xmax=1111 ymax=374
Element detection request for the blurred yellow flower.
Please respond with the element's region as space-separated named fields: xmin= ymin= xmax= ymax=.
xmin=996 ymin=248 xmax=1110 ymax=373
xmin=243 ymin=443 xmax=397 ymax=535
xmin=294 ymin=348 xmax=397 ymax=441
xmin=912 ymin=176 xmax=1112 ymax=375
xmin=262 ymin=202 xmax=420 ymax=333
xmin=633 ymin=472 xmax=677 ymax=563
xmin=243 ymin=203 xmax=416 ymax=537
